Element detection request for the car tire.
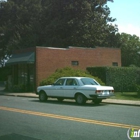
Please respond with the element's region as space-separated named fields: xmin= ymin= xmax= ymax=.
xmin=57 ymin=98 xmax=64 ymax=102
xmin=39 ymin=91 xmax=48 ymax=102
xmin=92 ymin=99 xmax=102 ymax=104
xmin=75 ymin=94 xmax=86 ymax=105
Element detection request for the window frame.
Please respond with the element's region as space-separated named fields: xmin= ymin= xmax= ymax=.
xmin=54 ymin=79 xmax=65 ymax=86
xmin=112 ymin=62 xmax=118 ymax=66
xmin=71 ymin=61 xmax=79 ymax=66
xmin=65 ymin=78 xmax=78 ymax=86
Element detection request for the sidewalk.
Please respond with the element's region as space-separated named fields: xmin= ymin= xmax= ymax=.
xmin=0 ymin=91 xmax=140 ymax=106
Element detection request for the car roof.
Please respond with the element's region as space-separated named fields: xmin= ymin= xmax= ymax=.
xmin=60 ymin=77 xmax=91 ymax=79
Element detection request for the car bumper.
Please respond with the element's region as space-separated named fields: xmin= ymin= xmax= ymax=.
xmin=89 ymin=94 xmax=114 ymax=99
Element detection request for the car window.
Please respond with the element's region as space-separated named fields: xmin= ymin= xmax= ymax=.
xmin=66 ymin=79 xmax=78 ymax=86
xmin=81 ymin=78 xmax=99 ymax=85
xmin=54 ymin=79 xmax=65 ymax=86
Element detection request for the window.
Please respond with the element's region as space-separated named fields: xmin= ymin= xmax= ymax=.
xmin=54 ymin=79 xmax=65 ymax=85
xmin=81 ymin=78 xmax=99 ymax=85
xmin=66 ymin=79 xmax=78 ymax=86
xmin=18 ymin=64 xmax=27 ymax=85
xmin=112 ymin=62 xmax=118 ymax=66
xmin=71 ymin=61 xmax=79 ymax=66
xmin=17 ymin=64 xmax=35 ymax=91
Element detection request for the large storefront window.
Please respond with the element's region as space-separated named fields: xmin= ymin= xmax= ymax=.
xmin=18 ymin=64 xmax=27 ymax=86
xmin=28 ymin=64 xmax=35 ymax=91
xmin=12 ymin=64 xmax=35 ymax=92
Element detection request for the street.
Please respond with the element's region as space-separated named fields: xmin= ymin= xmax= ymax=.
xmin=0 ymin=95 xmax=140 ymax=140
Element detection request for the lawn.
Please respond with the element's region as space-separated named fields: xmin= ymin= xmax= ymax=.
xmin=111 ymin=92 xmax=140 ymax=101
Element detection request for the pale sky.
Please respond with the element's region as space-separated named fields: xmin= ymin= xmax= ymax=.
xmin=107 ymin=0 xmax=140 ymax=38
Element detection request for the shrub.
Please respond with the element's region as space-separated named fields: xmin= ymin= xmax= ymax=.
xmin=40 ymin=67 xmax=105 ymax=86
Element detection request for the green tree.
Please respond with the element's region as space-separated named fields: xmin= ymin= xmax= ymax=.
xmin=41 ymin=0 xmax=117 ymax=47
xmin=0 ymin=0 xmax=117 ymax=61
xmin=0 ymin=0 xmax=7 ymax=67
xmin=118 ymin=33 xmax=140 ymax=67
xmin=0 ymin=0 xmax=42 ymax=55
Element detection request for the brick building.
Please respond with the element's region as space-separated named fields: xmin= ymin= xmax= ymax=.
xmin=6 ymin=46 xmax=121 ymax=92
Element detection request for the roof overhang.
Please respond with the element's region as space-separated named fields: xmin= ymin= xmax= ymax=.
xmin=6 ymin=52 xmax=35 ymax=66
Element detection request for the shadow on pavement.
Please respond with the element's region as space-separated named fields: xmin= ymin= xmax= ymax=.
xmin=0 ymin=133 xmax=40 ymax=140
xmin=30 ymin=99 xmax=108 ymax=107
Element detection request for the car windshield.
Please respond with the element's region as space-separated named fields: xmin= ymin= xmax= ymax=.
xmin=81 ymin=78 xmax=99 ymax=85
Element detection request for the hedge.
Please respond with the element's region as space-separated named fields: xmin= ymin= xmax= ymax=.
xmin=87 ymin=67 xmax=140 ymax=92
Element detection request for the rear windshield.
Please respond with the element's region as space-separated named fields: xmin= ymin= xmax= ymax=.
xmin=81 ymin=78 xmax=99 ymax=85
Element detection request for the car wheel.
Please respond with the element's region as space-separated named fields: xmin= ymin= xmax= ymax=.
xmin=57 ymin=98 xmax=64 ymax=102
xmin=92 ymin=99 xmax=102 ymax=104
xmin=39 ymin=91 xmax=48 ymax=102
xmin=75 ymin=94 xmax=86 ymax=105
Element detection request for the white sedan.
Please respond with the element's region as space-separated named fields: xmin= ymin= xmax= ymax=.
xmin=37 ymin=77 xmax=114 ymax=105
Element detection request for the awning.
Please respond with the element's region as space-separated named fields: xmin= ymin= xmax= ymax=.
xmin=6 ymin=52 xmax=35 ymax=66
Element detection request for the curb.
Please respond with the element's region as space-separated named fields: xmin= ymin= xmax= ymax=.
xmin=4 ymin=94 xmax=38 ymax=98
xmin=0 ymin=93 xmax=38 ymax=98
xmin=102 ymin=101 xmax=140 ymax=107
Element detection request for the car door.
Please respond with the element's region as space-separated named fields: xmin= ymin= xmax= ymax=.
xmin=48 ymin=78 xmax=65 ymax=97
xmin=63 ymin=78 xmax=79 ymax=98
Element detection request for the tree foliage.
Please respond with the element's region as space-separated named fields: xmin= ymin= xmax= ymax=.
xmin=41 ymin=0 xmax=117 ymax=47
xmin=0 ymin=0 xmax=117 ymax=58
xmin=117 ymin=33 xmax=140 ymax=67
xmin=0 ymin=0 xmax=42 ymax=50
xmin=1 ymin=0 xmax=140 ymax=68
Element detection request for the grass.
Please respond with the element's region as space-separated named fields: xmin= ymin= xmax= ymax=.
xmin=111 ymin=92 xmax=140 ymax=101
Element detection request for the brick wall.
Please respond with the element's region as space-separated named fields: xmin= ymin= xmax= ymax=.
xmin=35 ymin=47 xmax=121 ymax=86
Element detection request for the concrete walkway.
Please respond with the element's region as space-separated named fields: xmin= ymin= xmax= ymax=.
xmin=0 ymin=91 xmax=140 ymax=106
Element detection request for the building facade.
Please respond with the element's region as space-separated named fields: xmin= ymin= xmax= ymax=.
xmin=6 ymin=46 xmax=121 ymax=92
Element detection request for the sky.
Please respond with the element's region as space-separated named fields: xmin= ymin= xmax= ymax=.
xmin=107 ymin=0 xmax=140 ymax=38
